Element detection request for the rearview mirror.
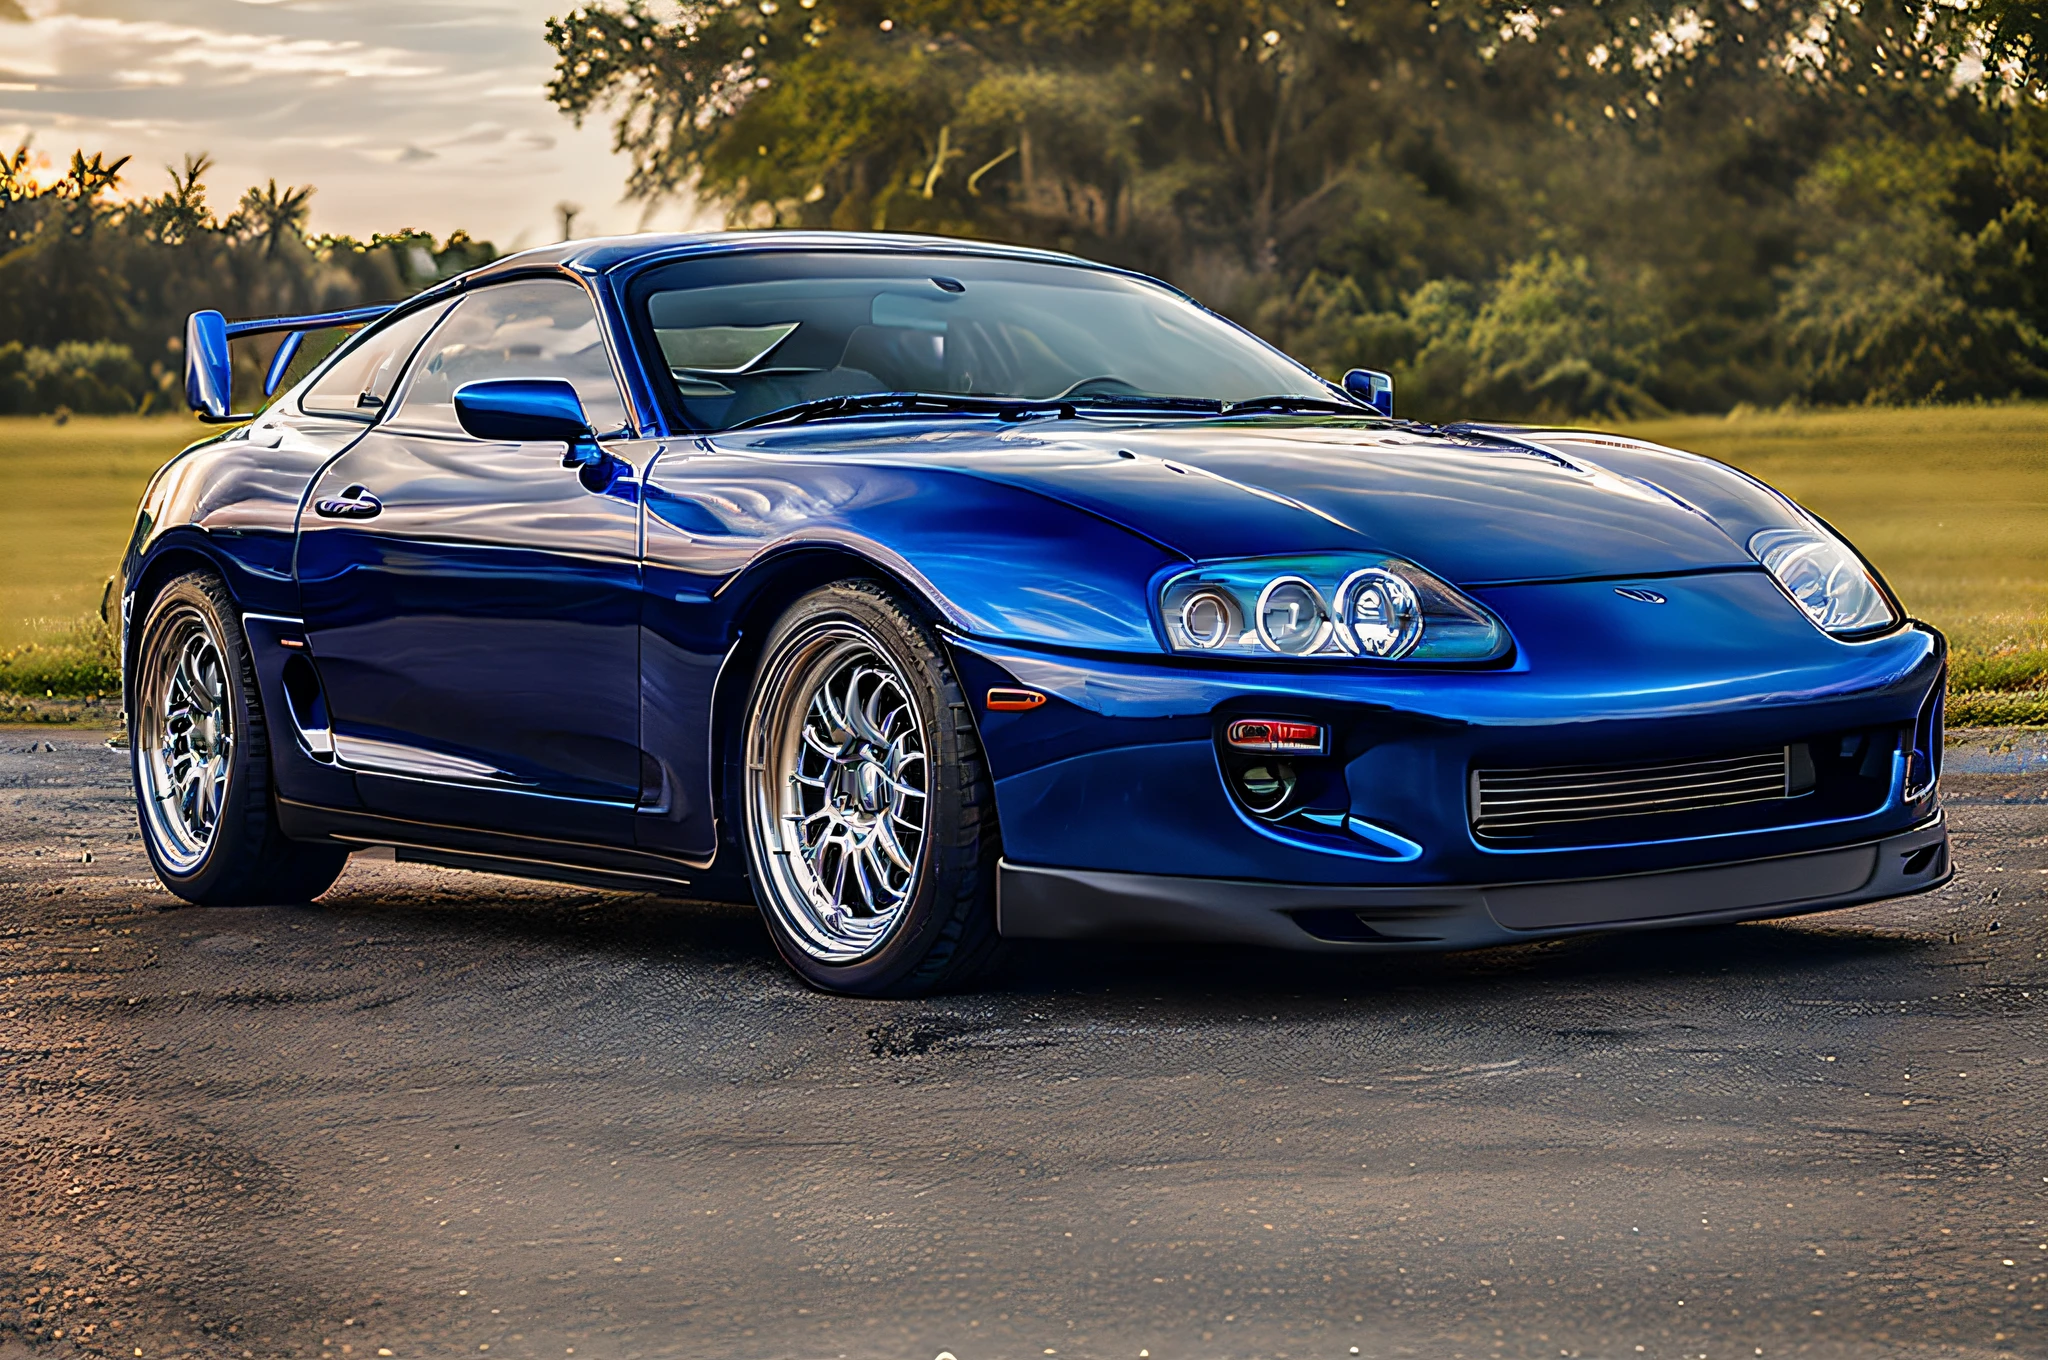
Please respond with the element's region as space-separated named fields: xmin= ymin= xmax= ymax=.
xmin=1342 ymin=368 xmax=1394 ymax=418
xmin=453 ymin=379 xmax=608 ymax=477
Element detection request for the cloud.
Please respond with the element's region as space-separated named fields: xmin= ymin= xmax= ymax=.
xmin=36 ymin=15 xmax=441 ymax=81
xmin=0 ymin=1 xmax=683 ymax=245
xmin=441 ymin=121 xmax=515 ymax=146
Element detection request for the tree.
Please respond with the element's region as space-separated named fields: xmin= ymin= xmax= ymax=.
xmin=1971 ymin=0 xmax=2047 ymax=97
xmin=546 ymin=0 xmax=2048 ymax=415
xmin=546 ymin=0 xmax=1512 ymax=286
xmin=0 ymin=146 xmax=500 ymax=413
xmin=231 ymin=179 xmax=315 ymax=256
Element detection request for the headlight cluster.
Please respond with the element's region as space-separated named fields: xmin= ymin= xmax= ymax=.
xmin=1748 ymin=524 xmax=1898 ymax=637
xmin=1159 ymin=554 xmax=1509 ymax=661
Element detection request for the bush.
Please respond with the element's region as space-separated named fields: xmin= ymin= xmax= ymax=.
xmin=0 ymin=615 xmax=122 ymax=700
xmin=1254 ymin=255 xmax=1668 ymax=424
xmin=0 ymin=340 xmax=149 ymax=415
xmin=1778 ymin=130 xmax=2048 ymax=405
xmin=1250 ymin=271 xmax=1420 ymax=389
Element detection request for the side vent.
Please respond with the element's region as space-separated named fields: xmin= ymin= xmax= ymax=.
xmin=281 ymin=653 xmax=335 ymax=760
xmin=638 ymin=750 xmax=669 ymax=812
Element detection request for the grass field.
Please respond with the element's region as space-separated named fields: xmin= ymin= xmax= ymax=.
xmin=1623 ymin=405 xmax=2048 ymax=726
xmin=0 ymin=415 xmax=205 ymax=721
xmin=1 ymin=407 xmax=2043 ymax=725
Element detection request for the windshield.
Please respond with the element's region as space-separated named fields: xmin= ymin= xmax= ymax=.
xmin=631 ymin=251 xmax=1330 ymax=431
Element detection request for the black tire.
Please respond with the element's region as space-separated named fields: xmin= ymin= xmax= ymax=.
xmin=739 ymin=580 xmax=1001 ymax=997
xmin=129 ymin=570 xmax=349 ymax=906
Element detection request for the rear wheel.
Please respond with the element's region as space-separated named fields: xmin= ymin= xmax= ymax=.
xmin=130 ymin=571 xmax=348 ymax=905
xmin=740 ymin=581 xmax=1000 ymax=996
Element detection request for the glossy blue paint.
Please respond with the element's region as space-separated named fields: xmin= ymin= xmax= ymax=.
xmin=452 ymin=378 xmax=613 ymax=485
xmin=127 ymin=231 xmax=1950 ymax=947
xmin=682 ymin=415 xmax=1777 ymax=586
xmin=183 ymin=310 xmax=234 ymax=421
xmin=221 ymin=304 xmax=397 ymax=341
xmin=295 ymin=423 xmax=649 ymax=830
xmin=633 ymin=437 xmax=1183 ymax=857
xmin=453 ymin=378 xmax=593 ymax=444
xmin=949 ymin=602 xmax=1939 ymax=885
xmin=263 ymin=332 xmax=304 ymax=397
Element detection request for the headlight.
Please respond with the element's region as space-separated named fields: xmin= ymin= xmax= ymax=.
xmin=1748 ymin=524 xmax=1898 ymax=636
xmin=1159 ymin=554 xmax=1509 ymax=661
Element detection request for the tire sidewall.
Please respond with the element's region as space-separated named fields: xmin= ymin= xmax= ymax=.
xmin=741 ymin=582 xmax=988 ymax=995
xmin=130 ymin=573 xmax=265 ymax=900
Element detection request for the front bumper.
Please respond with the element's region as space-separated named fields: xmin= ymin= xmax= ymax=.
xmin=997 ymin=812 xmax=1950 ymax=950
xmin=946 ymin=573 xmax=1947 ymax=889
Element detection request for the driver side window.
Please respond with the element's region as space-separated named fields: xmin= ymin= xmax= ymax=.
xmin=389 ymin=279 xmax=630 ymax=435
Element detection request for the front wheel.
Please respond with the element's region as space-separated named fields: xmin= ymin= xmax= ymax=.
xmin=740 ymin=581 xmax=1000 ymax=996
xmin=130 ymin=570 xmax=348 ymax=905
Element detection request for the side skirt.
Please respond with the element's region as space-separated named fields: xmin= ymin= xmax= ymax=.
xmin=276 ymin=797 xmax=756 ymax=901
xmin=392 ymin=846 xmax=698 ymax=897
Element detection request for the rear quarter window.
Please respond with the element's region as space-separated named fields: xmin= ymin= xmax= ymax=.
xmin=299 ymin=302 xmax=454 ymax=421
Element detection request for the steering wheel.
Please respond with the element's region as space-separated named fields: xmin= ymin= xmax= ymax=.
xmin=1053 ymin=375 xmax=1147 ymax=400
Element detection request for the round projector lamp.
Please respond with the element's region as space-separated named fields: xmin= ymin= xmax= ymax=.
xmin=1255 ymin=577 xmax=1329 ymax=655
xmin=1179 ymin=588 xmax=1236 ymax=649
xmin=1340 ymin=568 xmax=1423 ymax=658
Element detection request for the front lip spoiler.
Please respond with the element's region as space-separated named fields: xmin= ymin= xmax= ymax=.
xmin=995 ymin=813 xmax=1949 ymax=951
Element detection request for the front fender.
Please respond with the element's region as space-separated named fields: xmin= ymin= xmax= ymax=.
xmin=633 ymin=447 xmax=1187 ymax=860
xmin=641 ymin=450 xmax=1185 ymax=654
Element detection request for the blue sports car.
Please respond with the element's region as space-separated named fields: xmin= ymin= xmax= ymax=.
xmin=125 ymin=231 xmax=1949 ymax=996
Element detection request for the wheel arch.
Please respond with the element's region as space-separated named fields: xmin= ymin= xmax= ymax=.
xmin=703 ymin=543 xmax=987 ymax=865
xmin=122 ymin=536 xmax=243 ymax=712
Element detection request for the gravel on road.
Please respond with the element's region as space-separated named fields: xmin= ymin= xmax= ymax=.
xmin=2 ymin=728 xmax=2046 ymax=1360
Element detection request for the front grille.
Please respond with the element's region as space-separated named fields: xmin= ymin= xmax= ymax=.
xmin=1473 ymin=747 xmax=1797 ymax=841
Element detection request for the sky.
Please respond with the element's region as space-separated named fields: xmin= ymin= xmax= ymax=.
xmin=0 ymin=0 xmax=716 ymax=250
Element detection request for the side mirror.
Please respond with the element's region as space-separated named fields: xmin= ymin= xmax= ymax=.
xmin=1342 ymin=368 xmax=1394 ymax=418
xmin=453 ymin=379 xmax=606 ymax=474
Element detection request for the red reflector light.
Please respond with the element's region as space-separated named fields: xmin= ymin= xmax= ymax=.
xmin=1226 ymin=719 xmax=1327 ymax=753
xmin=986 ymin=687 xmax=1047 ymax=712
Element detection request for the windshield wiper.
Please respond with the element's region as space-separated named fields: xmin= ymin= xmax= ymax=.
xmin=731 ymin=392 xmax=1054 ymax=429
xmin=1064 ymin=394 xmax=1223 ymax=414
xmin=729 ymin=390 xmax=1223 ymax=430
xmin=1218 ymin=394 xmax=1379 ymax=417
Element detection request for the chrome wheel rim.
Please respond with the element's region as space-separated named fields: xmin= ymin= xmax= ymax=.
xmin=136 ymin=605 xmax=234 ymax=875
xmin=746 ymin=622 xmax=929 ymax=963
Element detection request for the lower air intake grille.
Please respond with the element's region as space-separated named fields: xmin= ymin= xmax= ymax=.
xmin=1473 ymin=746 xmax=1801 ymax=842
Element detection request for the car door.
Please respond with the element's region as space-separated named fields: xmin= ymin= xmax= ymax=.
xmin=224 ymin=299 xmax=457 ymax=815
xmin=296 ymin=277 xmax=649 ymax=844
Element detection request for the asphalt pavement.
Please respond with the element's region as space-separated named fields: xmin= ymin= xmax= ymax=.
xmin=2 ymin=728 xmax=2046 ymax=1360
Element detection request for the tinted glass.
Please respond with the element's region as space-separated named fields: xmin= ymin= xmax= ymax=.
xmin=299 ymin=301 xmax=451 ymax=420
xmin=391 ymin=279 xmax=630 ymax=434
xmin=633 ymin=253 xmax=1327 ymax=430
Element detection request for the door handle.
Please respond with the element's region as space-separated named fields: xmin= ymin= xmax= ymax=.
xmin=314 ymin=486 xmax=382 ymax=520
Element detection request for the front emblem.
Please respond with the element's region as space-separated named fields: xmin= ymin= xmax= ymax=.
xmin=1615 ymin=587 xmax=1667 ymax=604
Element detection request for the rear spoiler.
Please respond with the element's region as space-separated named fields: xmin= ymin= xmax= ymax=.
xmin=184 ymin=303 xmax=396 ymax=423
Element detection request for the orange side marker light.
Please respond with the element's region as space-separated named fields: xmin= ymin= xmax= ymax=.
xmin=986 ymin=687 xmax=1047 ymax=712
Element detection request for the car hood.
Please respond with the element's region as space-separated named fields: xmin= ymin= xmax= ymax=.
xmin=722 ymin=416 xmax=1776 ymax=586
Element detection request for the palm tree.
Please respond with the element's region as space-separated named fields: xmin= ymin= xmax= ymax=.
xmin=233 ymin=179 xmax=314 ymax=256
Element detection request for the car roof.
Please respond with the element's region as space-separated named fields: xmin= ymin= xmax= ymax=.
xmin=463 ymin=230 xmax=1101 ymax=285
